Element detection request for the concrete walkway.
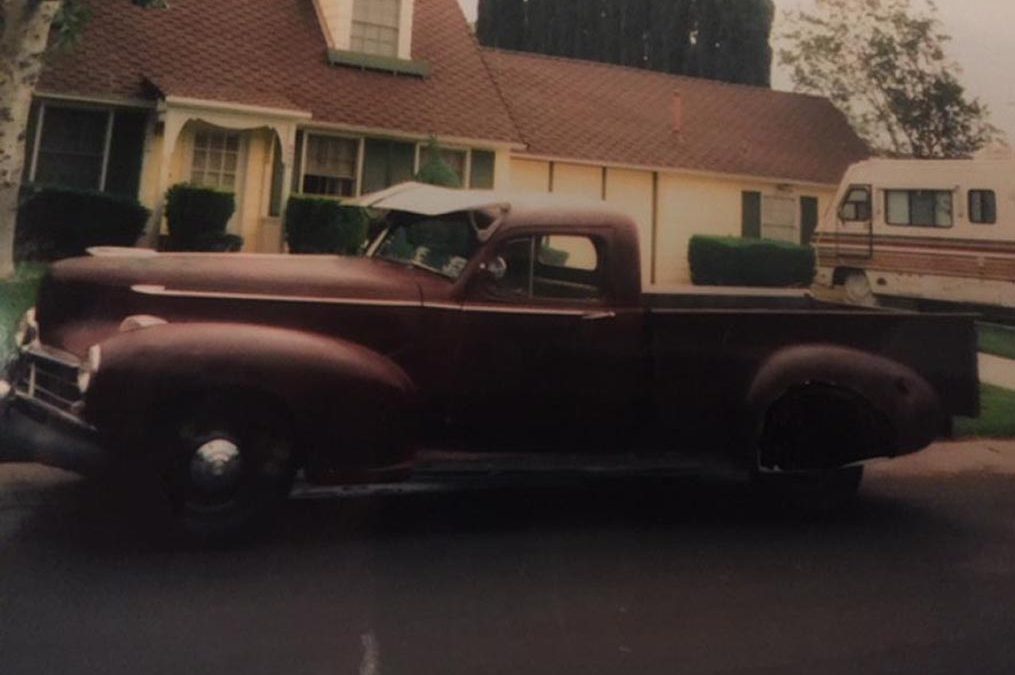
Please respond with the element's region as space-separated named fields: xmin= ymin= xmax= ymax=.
xmin=979 ymin=353 xmax=1015 ymax=390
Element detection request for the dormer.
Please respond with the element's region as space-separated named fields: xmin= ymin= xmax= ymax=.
xmin=316 ymin=0 xmax=429 ymax=76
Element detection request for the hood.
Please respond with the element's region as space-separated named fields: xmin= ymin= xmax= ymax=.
xmin=36 ymin=251 xmax=450 ymax=355
xmin=47 ymin=251 xmax=430 ymax=303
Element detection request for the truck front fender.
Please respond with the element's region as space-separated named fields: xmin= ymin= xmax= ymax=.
xmin=83 ymin=323 xmax=417 ymax=481
xmin=747 ymin=344 xmax=944 ymax=459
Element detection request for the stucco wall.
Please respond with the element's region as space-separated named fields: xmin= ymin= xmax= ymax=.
xmin=603 ymin=168 xmax=654 ymax=288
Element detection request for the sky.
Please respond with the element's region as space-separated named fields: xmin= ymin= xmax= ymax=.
xmin=456 ymin=0 xmax=1015 ymax=144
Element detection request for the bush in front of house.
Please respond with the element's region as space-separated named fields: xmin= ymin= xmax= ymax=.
xmin=15 ymin=185 xmax=150 ymax=261
xmin=284 ymin=196 xmax=370 ymax=255
xmin=414 ymin=136 xmax=462 ymax=188
xmin=688 ymin=235 xmax=816 ymax=287
xmin=164 ymin=184 xmax=240 ymax=252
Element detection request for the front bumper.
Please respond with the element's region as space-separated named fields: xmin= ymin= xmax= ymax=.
xmin=0 ymin=349 xmax=108 ymax=476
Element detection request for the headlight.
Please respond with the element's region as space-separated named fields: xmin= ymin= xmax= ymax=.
xmin=14 ymin=308 xmax=37 ymax=348
xmin=77 ymin=344 xmax=102 ymax=394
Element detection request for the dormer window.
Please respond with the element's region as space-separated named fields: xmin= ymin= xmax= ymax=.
xmin=317 ymin=0 xmax=429 ymax=76
xmin=351 ymin=0 xmax=400 ymax=58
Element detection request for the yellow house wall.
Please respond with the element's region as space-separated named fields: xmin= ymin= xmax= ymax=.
xmin=604 ymin=168 xmax=654 ymax=288
xmin=551 ymin=163 xmax=602 ymax=199
xmin=509 ymin=158 xmax=551 ymax=193
xmin=507 ymin=156 xmax=835 ymax=286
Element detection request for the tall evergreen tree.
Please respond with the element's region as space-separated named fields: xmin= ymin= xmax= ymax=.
xmin=475 ymin=0 xmax=774 ymax=87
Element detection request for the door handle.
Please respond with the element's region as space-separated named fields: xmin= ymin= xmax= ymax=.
xmin=581 ymin=311 xmax=616 ymax=322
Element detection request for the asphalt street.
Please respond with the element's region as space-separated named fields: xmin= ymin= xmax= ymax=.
xmin=3 ymin=441 xmax=1015 ymax=675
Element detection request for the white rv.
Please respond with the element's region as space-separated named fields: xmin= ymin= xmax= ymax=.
xmin=814 ymin=157 xmax=1015 ymax=308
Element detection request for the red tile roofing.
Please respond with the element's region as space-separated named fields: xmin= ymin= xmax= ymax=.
xmin=39 ymin=0 xmax=521 ymax=145
xmin=482 ymin=48 xmax=870 ymax=184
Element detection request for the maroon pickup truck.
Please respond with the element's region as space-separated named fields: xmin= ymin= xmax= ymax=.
xmin=1 ymin=183 xmax=979 ymax=539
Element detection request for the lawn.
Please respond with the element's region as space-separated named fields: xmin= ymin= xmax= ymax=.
xmin=955 ymin=384 xmax=1015 ymax=440
xmin=0 ymin=263 xmax=46 ymax=365
xmin=978 ymin=322 xmax=1015 ymax=361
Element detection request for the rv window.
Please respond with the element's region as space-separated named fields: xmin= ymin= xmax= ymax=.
xmin=838 ymin=186 xmax=871 ymax=221
xmin=885 ymin=190 xmax=953 ymax=228
xmin=969 ymin=190 xmax=997 ymax=224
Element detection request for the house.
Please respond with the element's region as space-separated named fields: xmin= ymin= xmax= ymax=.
xmin=482 ymin=48 xmax=870 ymax=285
xmin=24 ymin=0 xmax=868 ymax=285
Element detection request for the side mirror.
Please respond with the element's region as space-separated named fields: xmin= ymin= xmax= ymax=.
xmin=480 ymin=256 xmax=508 ymax=282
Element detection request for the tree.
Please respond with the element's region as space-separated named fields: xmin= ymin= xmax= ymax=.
xmin=414 ymin=137 xmax=462 ymax=189
xmin=780 ymin=0 xmax=998 ymax=158
xmin=476 ymin=0 xmax=775 ymax=87
xmin=0 ymin=0 xmax=162 ymax=278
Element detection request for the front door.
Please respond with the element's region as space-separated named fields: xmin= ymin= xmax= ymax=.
xmin=452 ymin=231 xmax=640 ymax=451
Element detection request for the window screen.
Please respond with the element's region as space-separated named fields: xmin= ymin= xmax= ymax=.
xmin=302 ymin=134 xmax=358 ymax=197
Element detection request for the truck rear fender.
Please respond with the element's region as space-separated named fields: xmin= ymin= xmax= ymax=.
xmin=82 ymin=323 xmax=417 ymax=477
xmin=747 ymin=344 xmax=944 ymax=459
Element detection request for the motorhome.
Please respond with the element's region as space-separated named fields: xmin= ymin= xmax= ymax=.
xmin=813 ymin=157 xmax=1015 ymax=309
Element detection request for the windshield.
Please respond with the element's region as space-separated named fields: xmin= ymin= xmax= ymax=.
xmin=372 ymin=213 xmax=480 ymax=280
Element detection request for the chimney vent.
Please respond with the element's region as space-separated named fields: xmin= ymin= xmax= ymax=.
xmin=672 ymin=91 xmax=684 ymax=134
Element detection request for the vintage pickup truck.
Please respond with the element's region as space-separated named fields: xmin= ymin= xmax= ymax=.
xmin=1 ymin=183 xmax=980 ymax=538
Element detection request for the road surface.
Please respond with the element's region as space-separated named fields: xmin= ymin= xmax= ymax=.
xmin=3 ymin=441 xmax=1015 ymax=674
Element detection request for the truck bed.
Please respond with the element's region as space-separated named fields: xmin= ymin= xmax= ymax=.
xmin=642 ymin=287 xmax=980 ymax=434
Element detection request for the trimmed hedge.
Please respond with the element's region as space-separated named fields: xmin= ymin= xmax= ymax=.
xmin=284 ymin=196 xmax=370 ymax=255
xmin=688 ymin=235 xmax=816 ymax=288
xmin=15 ymin=185 xmax=149 ymax=261
xmin=165 ymin=184 xmax=238 ymax=251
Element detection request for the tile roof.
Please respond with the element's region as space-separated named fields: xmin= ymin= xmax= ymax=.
xmin=481 ymin=48 xmax=870 ymax=184
xmin=39 ymin=0 xmax=521 ymax=145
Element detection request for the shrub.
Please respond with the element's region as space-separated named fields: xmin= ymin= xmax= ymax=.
xmin=414 ymin=136 xmax=462 ymax=188
xmin=15 ymin=186 xmax=149 ymax=261
xmin=284 ymin=196 xmax=370 ymax=255
xmin=164 ymin=184 xmax=236 ymax=251
xmin=688 ymin=235 xmax=816 ymax=288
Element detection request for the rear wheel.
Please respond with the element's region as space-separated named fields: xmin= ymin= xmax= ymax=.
xmin=753 ymin=466 xmax=864 ymax=513
xmin=158 ymin=393 xmax=296 ymax=542
xmin=753 ymin=384 xmax=889 ymax=512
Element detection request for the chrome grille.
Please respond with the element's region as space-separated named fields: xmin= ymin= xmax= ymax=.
xmin=14 ymin=348 xmax=83 ymax=416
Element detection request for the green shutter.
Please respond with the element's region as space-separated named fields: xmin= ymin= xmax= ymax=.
xmin=269 ymin=136 xmax=285 ymax=217
xmin=741 ymin=191 xmax=761 ymax=239
xmin=800 ymin=196 xmax=819 ymax=245
xmin=362 ymin=139 xmax=415 ymax=194
xmin=104 ymin=110 xmax=148 ymax=198
xmin=470 ymin=150 xmax=495 ymax=189
xmin=291 ymin=130 xmax=304 ymax=194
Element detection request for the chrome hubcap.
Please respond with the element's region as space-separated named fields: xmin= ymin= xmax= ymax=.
xmin=189 ymin=438 xmax=242 ymax=492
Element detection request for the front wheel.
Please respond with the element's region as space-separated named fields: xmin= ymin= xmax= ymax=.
xmin=842 ymin=271 xmax=877 ymax=306
xmin=158 ymin=394 xmax=296 ymax=542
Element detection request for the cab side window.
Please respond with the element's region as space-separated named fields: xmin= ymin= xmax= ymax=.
xmin=482 ymin=235 xmax=605 ymax=302
xmin=838 ymin=186 xmax=872 ymax=221
xmin=533 ymin=235 xmax=603 ymax=300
